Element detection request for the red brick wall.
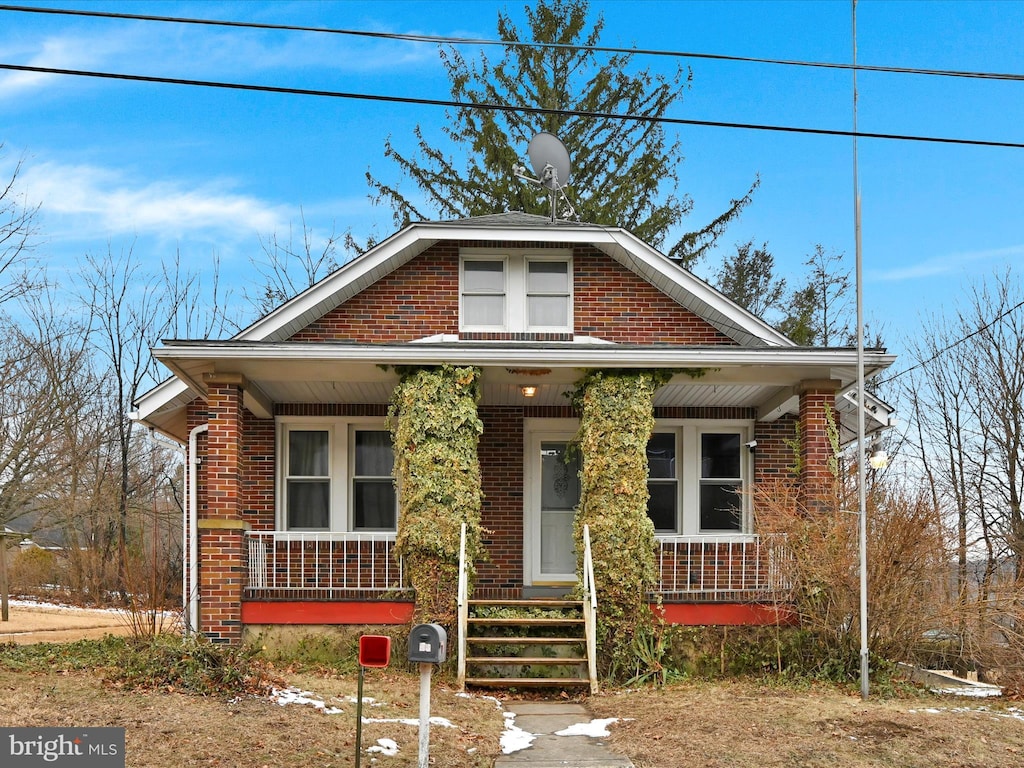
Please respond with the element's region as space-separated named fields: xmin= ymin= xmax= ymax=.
xmin=243 ymin=411 xmax=275 ymax=532
xmin=574 ymin=246 xmax=735 ymax=345
xmin=753 ymin=416 xmax=799 ymax=486
xmin=287 ymin=241 xmax=733 ymax=345
xmin=199 ymin=382 xmax=247 ymax=643
xmin=799 ymin=382 xmax=840 ymax=507
xmin=476 ymin=406 xmax=525 ymax=598
xmin=290 ymin=243 xmax=459 ymax=342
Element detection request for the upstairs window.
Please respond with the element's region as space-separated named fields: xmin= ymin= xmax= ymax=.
xmin=460 ymin=249 xmax=572 ymax=333
xmin=462 ymin=259 xmax=506 ymax=328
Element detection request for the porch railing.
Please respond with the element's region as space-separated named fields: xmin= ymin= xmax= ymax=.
xmin=654 ymin=534 xmax=791 ymax=599
xmin=581 ymin=524 xmax=599 ymax=694
xmin=245 ymin=531 xmax=410 ymax=598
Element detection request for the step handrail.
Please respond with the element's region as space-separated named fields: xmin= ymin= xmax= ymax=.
xmin=456 ymin=522 xmax=468 ymax=690
xmin=581 ymin=524 xmax=599 ymax=694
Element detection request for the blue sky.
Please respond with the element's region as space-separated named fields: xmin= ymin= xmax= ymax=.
xmin=2 ymin=0 xmax=1023 ymax=369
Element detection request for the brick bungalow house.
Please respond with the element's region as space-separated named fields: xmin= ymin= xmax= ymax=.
xmin=134 ymin=212 xmax=895 ymax=661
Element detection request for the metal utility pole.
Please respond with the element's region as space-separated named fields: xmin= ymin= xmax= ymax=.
xmin=852 ymin=0 xmax=870 ymax=702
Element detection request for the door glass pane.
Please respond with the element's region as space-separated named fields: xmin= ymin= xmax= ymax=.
xmin=289 ymin=430 xmax=329 ymax=476
xmin=540 ymin=442 xmax=580 ymax=575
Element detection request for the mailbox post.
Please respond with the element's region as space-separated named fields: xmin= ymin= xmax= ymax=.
xmin=408 ymin=624 xmax=447 ymax=768
xmin=355 ymin=635 xmax=391 ymax=768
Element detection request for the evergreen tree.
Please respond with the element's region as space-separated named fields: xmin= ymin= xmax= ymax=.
xmin=715 ymin=239 xmax=787 ymax=320
xmin=778 ymin=244 xmax=853 ymax=346
xmin=365 ymin=0 xmax=757 ymax=267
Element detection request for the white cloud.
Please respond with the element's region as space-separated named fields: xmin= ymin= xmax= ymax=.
xmin=0 ymin=14 xmax=439 ymax=104
xmin=17 ymin=160 xmax=291 ymax=243
xmin=0 ymin=29 xmax=137 ymax=101
xmin=870 ymin=244 xmax=1024 ymax=282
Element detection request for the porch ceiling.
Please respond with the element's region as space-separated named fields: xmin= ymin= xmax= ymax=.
xmin=141 ymin=340 xmax=895 ymax=443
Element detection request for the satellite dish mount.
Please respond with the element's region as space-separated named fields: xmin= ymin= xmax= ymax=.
xmin=513 ymin=132 xmax=576 ymax=223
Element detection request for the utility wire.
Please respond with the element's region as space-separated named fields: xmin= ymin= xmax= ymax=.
xmin=3 ymin=3 xmax=1024 ymax=83
xmin=3 ymin=62 xmax=1023 ymax=150
xmin=878 ymin=297 xmax=1024 ymax=386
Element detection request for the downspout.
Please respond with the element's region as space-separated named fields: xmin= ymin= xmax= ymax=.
xmin=187 ymin=423 xmax=208 ymax=636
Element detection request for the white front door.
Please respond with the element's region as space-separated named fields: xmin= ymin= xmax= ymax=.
xmin=526 ymin=423 xmax=580 ymax=585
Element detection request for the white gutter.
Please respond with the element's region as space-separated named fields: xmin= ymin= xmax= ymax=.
xmin=154 ymin=341 xmax=897 ymax=371
xmin=187 ymin=423 xmax=208 ymax=636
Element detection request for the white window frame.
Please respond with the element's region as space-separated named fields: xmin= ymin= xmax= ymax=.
xmin=459 ymin=248 xmax=573 ymax=333
xmin=648 ymin=420 xmax=754 ymax=538
xmin=276 ymin=417 xmax=397 ymax=533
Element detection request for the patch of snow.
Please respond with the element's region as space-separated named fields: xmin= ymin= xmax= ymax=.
xmin=555 ymin=718 xmax=625 ymax=738
xmin=344 ymin=695 xmax=384 ymax=707
xmin=909 ymin=705 xmax=1024 ymax=723
xmin=366 ymin=738 xmax=399 ymax=757
xmin=931 ymin=686 xmax=1002 ymax=698
xmin=271 ymin=687 xmax=344 ymax=715
xmin=457 ymin=691 xmax=504 ymax=709
xmin=500 ymin=712 xmax=536 ymax=754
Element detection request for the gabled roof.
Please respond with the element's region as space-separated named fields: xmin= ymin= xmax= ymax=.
xmin=235 ymin=212 xmax=794 ymax=348
xmin=134 ymin=212 xmax=895 ymax=443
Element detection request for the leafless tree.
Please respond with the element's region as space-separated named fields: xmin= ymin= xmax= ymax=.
xmin=246 ymin=212 xmax=344 ymax=318
xmin=901 ymin=268 xmax=1024 ymax=673
xmin=0 ymin=144 xmax=40 ymax=306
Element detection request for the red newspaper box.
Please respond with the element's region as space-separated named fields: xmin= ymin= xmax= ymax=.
xmin=358 ymin=635 xmax=391 ymax=668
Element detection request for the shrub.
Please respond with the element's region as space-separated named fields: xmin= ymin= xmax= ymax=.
xmin=105 ymin=634 xmax=277 ymax=695
xmin=389 ymin=365 xmax=484 ymax=628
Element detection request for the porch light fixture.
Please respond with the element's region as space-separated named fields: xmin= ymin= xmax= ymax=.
xmin=868 ymin=443 xmax=888 ymax=470
xmin=520 ymin=385 xmax=538 ymax=398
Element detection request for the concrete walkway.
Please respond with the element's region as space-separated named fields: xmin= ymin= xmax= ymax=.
xmin=495 ymin=701 xmax=635 ymax=768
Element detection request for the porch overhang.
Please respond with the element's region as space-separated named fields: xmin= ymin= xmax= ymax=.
xmin=135 ymin=339 xmax=895 ymax=444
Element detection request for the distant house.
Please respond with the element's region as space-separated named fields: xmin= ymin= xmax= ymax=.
xmin=134 ymin=213 xmax=895 ymax=655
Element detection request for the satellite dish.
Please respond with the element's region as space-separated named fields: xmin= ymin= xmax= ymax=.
xmin=527 ymin=132 xmax=571 ymax=191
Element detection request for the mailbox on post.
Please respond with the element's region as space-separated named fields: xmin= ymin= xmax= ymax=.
xmin=408 ymin=623 xmax=447 ymax=664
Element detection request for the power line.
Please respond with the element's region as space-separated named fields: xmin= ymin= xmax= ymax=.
xmin=3 ymin=3 xmax=1024 ymax=83
xmin=3 ymin=62 xmax=1023 ymax=150
xmin=878 ymin=297 xmax=1024 ymax=386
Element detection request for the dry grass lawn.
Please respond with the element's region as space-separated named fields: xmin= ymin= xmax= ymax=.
xmin=0 ymin=604 xmax=1021 ymax=768
xmin=1 ymin=658 xmax=1023 ymax=767
xmin=589 ymin=680 xmax=1024 ymax=768
xmin=0 ymin=602 xmax=137 ymax=643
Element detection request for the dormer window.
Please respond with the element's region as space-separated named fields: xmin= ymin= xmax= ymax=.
xmin=460 ymin=249 xmax=572 ymax=333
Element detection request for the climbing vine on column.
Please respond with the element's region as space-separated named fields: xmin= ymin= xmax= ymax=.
xmin=388 ymin=365 xmax=484 ymax=627
xmin=572 ymin=369 xmax=672 ymax=678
